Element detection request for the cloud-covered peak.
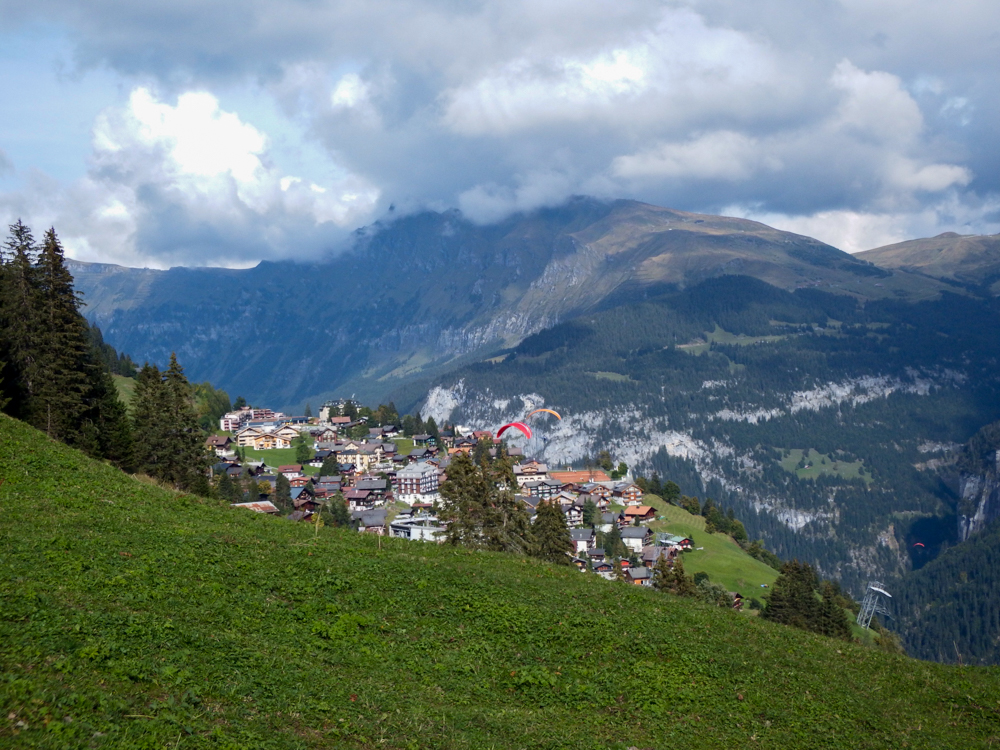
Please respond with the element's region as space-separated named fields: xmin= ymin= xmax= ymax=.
xmin=1 ymin=0 xmax=999 ymax=264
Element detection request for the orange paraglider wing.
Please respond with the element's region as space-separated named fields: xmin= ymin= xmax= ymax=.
xmin=496 ymin=422 xmax=532 ymax=440
xmin=526 ymin=408 xmax=562 ymax=421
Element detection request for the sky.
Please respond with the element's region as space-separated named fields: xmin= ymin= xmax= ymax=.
xmin=1 ymin=1 xmax=999 ymax=268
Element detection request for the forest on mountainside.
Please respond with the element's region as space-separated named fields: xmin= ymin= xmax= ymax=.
xmin=423 ymin=276 xmax=1000 ymax=595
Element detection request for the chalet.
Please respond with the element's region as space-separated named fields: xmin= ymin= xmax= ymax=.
xmin=581 ymin=482 xmax=612 ymax=503
xmin=523 ymin=479 xmax=561 ymax=500
xmin=612 ymin=482 xmax=644 ymax=506
xmin=655 ymin=533 xmax=694 ymax=551
xmin=355 ymin=477 xmax=388 ymax=501
xmin=272 ymin=424 xmax=300 ymax=442
xmin=588 ymin=548 xmax=606 ymax=563
xmin=412 ymin=434 xmax=432 ymax=446
xmin=513 ymin=460 xmax=548 ymax=486
xmin=409 ymin=448 xmax=432 ymax=462
xmin=224 ymin=465 xmax=244 ymax=479
xmin=277 ymin=464 xmax=303 ymax=478
xmin=309 ymin=449 xmax=333 ymax=468
xmin=345 ymin=487 xmax=376 ymax=511
xmin=626 ymin=566 xmax=652 ymax=586
xmin=230 ymin=500 xmax=280 ymax=514
xmin=309 ymin=427 xmax=339 ymax=443
xmin=569 ymin=527 xmax=595 ymax=554
xmin=570 ymin=556 xmax=588 ymax=571
xmin=472 ymin=430 xmax=494 ymax=443
xmin=621 ymin=526 xmax=653 ymax=553
xmin=235 ymin=426 xmax=265 ymax=447
xmin=289 ymin=476 xmax=311 ymax=488
xmin=284 ymin=510 xmax=313 ymax=522
xmin=592 ymin=560 xmax=615 ymax=579
xmin=205 ymin=435 xmax=233 ymax=456
xmin=641 ymin=545 xmax=676 ymax=567
xmin=623 ymin=505 xmax=656 ymax=523
xmin=245 ymin=432 xmax=293 ymax=450
xmin=563 ymin=503 xmax=584 ymax=528
xmin=597 ymin=512 xmax=617 ymax=533
xmin=353 ymin=508 xmax=388 ymax=534
xmin=292 ymin=493 xmax=320 ymax=513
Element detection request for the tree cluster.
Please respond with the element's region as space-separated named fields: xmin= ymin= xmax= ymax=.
xmin=0 ymin=221 xmax=133 ymax=467
xmin=761 ymin=560 xmax=853 ymax=640
xmin=438 ymin=452 xmax=572 ymax=563
xmin=132 ymin=355 xmax=211 ymax=494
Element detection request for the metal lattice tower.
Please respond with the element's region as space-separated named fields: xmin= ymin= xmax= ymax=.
xmin=856 ymin=581 xmax=892 ymax=629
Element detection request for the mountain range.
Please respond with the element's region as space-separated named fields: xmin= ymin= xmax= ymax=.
xmin=69 ymin=197 xmax=954 ymax=412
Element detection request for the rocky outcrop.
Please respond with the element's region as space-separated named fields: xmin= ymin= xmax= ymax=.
xmin=958 ymin=450 xmax=1000 ymax=542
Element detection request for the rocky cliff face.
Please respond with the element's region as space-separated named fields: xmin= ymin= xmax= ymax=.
xmin=958 ymin=451 xmax=1000 ymax=542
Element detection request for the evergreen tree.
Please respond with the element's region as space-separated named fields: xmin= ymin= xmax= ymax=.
xmin=425 ymin=416 xmax=440 ymax=442
xmin=762 ymin=560 xmax=851 ymax=640
xmin=326 ymin=492 xmax=351 ymax=527
xmin=582 ymin=497 xmax=599 ymax=526
xmin=29 ymin=228 xmax=93 ymax=441
xmin=319 ymin=456 xmax=340 ymax=477
xmin=603 ymin=521 xmax=627 ymax=560
xmin=532 ymin=499 xmax=572 ymax=564
xmin=132 ymin=355 xmax=209 ymax=493
xmin=304 ymin=402 xmax=313 ymax=418
xmin=216 ymin=472 xmax=239 ymax=502
xmin=671 ymin=555 xmax=697 ymax=597
xmin=132 ymin=363 xmax=170 ymax=477
xmin=294 ymin=431 xmax=312 ymax=465
xmin=233 ymin=396 xmax=247 ymax=409
xmin=275 ymin=472 xmax=292 ymax=510
xmin=652 ymin=551 xmax=673 ymax=591
xmin=0 ymin=220 xmax=40 ymax=419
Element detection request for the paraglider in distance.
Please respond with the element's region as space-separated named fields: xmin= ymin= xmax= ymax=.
xmin=496 ymin=422 xmax=532 ymax=440
xmin=526 ymin=408 xmax=562 ymax=421
xmin=913 ymin=542 xmax=925 ymax=548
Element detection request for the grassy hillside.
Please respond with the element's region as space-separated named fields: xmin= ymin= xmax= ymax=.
xmin=111 ymin=374 xmax=136 ymax=412
xmin=641 ymin=495 xmax=779 ymax=594
xmin=2 ymin=414 xmax=1000 ymax=749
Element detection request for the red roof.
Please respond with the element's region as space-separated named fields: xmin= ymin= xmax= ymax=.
xmin=278 ymin=465 xmax=303 ymax=472
xmin=549 ymin=470 xmax=611 ymax=483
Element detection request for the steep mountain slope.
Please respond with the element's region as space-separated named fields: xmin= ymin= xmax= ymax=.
xmin=858 ymin=232 xmax=1000 ymax=295
xmin=3 ymin=413 xmax=1000 ymax=749
xmin=69 ymin=198 xmax=946 ymax=410
xmin=893 ymin=421 xmax=1000 ymax=664
xmin=417 ymin=276 xmax=1000 ymax=597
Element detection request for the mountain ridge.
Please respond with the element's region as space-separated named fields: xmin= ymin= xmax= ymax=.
xmin=68 ymin=197 xmax=950 ymax=410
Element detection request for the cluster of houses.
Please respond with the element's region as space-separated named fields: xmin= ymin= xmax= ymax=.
xmin=217 ymin=403 xmax=710 ymax=589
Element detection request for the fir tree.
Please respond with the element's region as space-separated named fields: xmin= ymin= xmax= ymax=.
xmin=29 ymin=228 xmax=93 ymax=442
xmin=582 ymin=498 xmax=599 ymax=526
xmin=294 ymin=432 xmax=312 ymax=465
xmin=275 ymin=472 xmax=292 ymax=510
xmin=532 ymin=499 xmax=572 ymax=564
xmin=326 ymin=492 xmax=351 ymax=527
xmin=0 ymin=220 xmax=40 ymax=419
xmin=319 ymin=456 xmax=340 ymax=476
xmin=652 ymin=551 xmax=673 ymax=591
xmin=671 ymin=555 xmax=697 ymax=597
xmin=304 ymin=402 xmax=313 ymax=418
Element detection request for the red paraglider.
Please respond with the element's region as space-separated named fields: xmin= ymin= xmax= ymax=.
xmin=496 ymin=422 xmax=532 ymax=440
xmin=913 ymin=542 xmax=925 ymax=548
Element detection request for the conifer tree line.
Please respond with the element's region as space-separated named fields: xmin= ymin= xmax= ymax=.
xmin=0 ymin=221 xmax=208 ymax=493
xmin=438 ymin=447 xmax=572 ymax=563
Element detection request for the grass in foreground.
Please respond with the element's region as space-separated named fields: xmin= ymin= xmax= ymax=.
xmin=2 ymin=414 xmax=1000 ymax=749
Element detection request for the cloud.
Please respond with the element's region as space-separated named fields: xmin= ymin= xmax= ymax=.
xmin=1 ymin=87 xmax=378 ymax=267
xmin=2 ymin=0 xmax=1000 ymax=264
